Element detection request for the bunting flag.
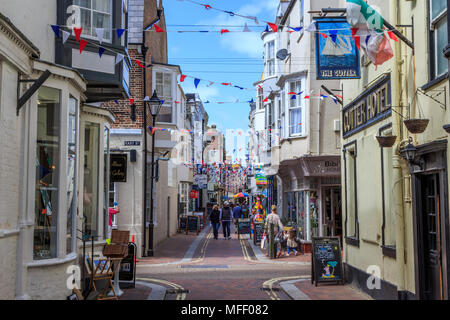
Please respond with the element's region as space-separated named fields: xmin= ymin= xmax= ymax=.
xmin=73 ymin=27 xmax=82 ymax=42
xmin=243 ymin=23 xmax=251 ymax=32
xmin=221 ymin=29 xmax=230 ymax=34
xmin=388 ymin=30 xmax=399 ymax=42
xmin=62 ymin=30 xmax=70 ymax=44
xmin=98 ymin=47 xmax=105 ymax=58
xmin=129 ymin=98 xmax=134 ymax=105
xmin=267 ymin=22 xmax=278 ymax=33
xmin=180 ymin=74 xmax=187 ymax=82
xmin=329 ymin=30 xmax=338 ymax=43
xmin=194 ymin=78 xmax=200 ymax=88
xmin=96 ymin=28 xmax=104 ymax=44
xmin=306 ymin=21 xmax=316 ymax=32
xmin=203 ymin=4 xmax=212 ymax=10
xmin=346 ymin=0 xmax=393 ymax=66
xmin=51 ymin=25 xmax=60 ymax=37
xmin=115 ymin=54 xmax=124 ymax=64
xmin=79 ymin=39 xmax=88 ymax=54
xmin=117 ymin=29 xmax=125 ymax=39
xmin=289 ymin=26 xmax=303 ymax=32
xmin=154 ymin=25 xmax=165 ymax=33
xmin=134 ymin=59 xmax=146 ymax=68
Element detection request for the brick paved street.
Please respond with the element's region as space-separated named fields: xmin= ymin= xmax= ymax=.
xmin=117 ymin=223 xmax=370 ymax=301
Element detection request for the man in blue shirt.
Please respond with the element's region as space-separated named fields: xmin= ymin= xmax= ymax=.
xmin=219 ymin=202 xmax=233 ymax=239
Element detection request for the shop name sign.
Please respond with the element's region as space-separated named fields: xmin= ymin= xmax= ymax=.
xmin=301 ymin=157 xmax=341 ymax=177
xmin=343 ymin=74 xmax=391 ymax=138
xmin=110 ymin=154 xmax=127 ymax=182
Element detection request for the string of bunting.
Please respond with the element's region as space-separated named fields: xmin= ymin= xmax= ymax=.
xmin=49 ymin=24 xmax=253 ymax=92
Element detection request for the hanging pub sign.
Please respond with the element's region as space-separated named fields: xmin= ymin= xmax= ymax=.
xmin=342 ymin=74 xmax=391 ymax=138
xmin=314 ymin=17 xmax=360 ymax=80
xmin=110 ymin=154 xmax=127 ymax=182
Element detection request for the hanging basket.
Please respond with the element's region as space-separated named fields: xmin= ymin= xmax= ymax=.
xmin=376 ymin=136 xmax=397 ymax=148
xmin=443 ymin=124 xmax=450 ymax=134
xmin=404 ymin=119 xmax=429 ymax=134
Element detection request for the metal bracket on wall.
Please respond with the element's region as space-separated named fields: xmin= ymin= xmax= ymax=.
xmin=417 ymin=87 xmax=447 ymax=110
xmin=17 ymin=70 xmax=51 ymax=116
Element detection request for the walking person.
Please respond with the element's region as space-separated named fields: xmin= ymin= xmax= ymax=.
xmin=233 ymin=202 xmax=243 ymax=234
xmin=264 ymin=205 xmax=284 ymax=259
xmin=210 ymin=205 xmax=221 ymax=240
xmin=220 ymin=201 xmax=233 ymax=239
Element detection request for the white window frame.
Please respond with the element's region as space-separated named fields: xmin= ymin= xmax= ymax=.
xmin=257 ymin=86 xmax=264 ymax=110
xmin=430 ymin=0 xmax=448 ymax=78
xmin=287 ymin=79 xmax=304 ymax=137
xmin=153 ymin=70 xmax=176 ymax=124
xmin=73 ymin=0 xmax=113 ymax=43
xmin=265 ymin=41 xmax=275 ymax=77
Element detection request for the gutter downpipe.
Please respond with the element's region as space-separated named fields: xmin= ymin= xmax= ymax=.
xmin=392 ymin=0 xmax=407 ymax=297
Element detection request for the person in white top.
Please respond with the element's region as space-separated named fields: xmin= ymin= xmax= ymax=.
xmin=264 ymin=205 xmax=284 ymax=258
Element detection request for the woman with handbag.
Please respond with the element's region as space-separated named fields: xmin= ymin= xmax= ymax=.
xmin=264 ymin=205 xmax=284 ymax=259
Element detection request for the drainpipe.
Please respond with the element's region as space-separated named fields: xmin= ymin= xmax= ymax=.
xmin=318 ymin=89 xmax=322 ymax=155
xmin=392 ymin=0 xmax=406 ymax=296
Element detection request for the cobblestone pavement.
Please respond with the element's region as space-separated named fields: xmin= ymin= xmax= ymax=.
xmin=119 ymin=223 xmax=368 ymax=300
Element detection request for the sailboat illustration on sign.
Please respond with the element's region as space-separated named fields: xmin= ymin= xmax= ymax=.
xmin=321 ymin=35 xmax=352 ymax=56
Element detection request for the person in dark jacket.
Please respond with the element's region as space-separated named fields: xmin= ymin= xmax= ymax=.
xmin=210 ymin=205 xmax=221 ymax=240
xmin=220 ymin=201 xmax=233 ymax=239
xmin=233 ymin=204 xmax=243 ymax=233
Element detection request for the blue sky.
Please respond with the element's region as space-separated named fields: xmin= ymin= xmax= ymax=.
xmin=164 ymin=0 xmax=278 ymax=160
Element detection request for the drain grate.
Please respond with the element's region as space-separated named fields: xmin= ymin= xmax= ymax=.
xmin=166 ymin=289 xmax=190 ymax=294
xmin=260 ymin=287 xmax=281 ymax=292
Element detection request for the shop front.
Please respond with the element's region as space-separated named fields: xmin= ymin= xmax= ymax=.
xmin=278 ymin=156 xmax=341 ymax=253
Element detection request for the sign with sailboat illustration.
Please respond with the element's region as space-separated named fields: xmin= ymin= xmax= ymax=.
xmin=314 ymin=17 xmax=361 ymax=80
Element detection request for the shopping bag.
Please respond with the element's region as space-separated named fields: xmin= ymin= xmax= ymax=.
xmin=261 ymin=235 xmax=266 ymax=249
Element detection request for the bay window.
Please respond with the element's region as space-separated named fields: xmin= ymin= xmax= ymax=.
xmin=73 ymin=0 xmax=113 ymax=43
xmin=34 ymin=87 xmax=61 ymax=260
xmin=265 ymin=41 xmax=275 ymax=77
xmin=83 ymin=122 xmax=100 ymax=236
xmin=155 ymin=72 xmax=174 ymax=123
xmin=66 ymin=96 xmax=78 ymax=254
xmin=429 ymin=0 xmax=448 ymax=78
xmin=288 ymin=80 xmax=303 ymax=136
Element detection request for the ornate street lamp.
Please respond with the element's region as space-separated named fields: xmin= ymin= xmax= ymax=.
xmin=401 ymin=142 xmax=417 ymax=163
xmin=145 ymin=90 xmax=163 ymax=257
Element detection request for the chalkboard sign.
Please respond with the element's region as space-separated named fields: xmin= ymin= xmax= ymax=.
xmin=187 ymin=216 xmax=200 ymax=234
xmin=179 ymin=217 xmax=187 ymax=232
xmin=311 ymin=237 xmax=344 ymax=286
xmin=253 ymin=223 xmax=264 ymax=245
xmin=237 ymin=218 xmax=251 ymax=239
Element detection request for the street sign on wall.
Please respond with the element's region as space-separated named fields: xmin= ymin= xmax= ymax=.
xmin=194 ymin=174 xmax=208 ymax=189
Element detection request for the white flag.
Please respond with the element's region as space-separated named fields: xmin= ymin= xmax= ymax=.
xmin=62 ymin=30 xmax=70 ymax=44
xmin=115 ymin=54 xmax=124 ymax=64
xmin=95 ymin=28 xmax=104 ymax=44
xmin=243 ymin=23 xmax=251 ymax=32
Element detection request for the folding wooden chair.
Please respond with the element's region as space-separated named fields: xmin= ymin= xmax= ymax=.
xmin=84 ymin=254 xmax=122 ymax=300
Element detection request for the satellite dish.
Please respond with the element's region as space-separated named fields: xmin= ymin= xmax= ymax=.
xmin=276 ymin=49 xmax=289 ymax=60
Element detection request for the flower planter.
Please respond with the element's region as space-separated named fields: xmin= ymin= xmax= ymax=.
xmin=376 ymin=136 xmax=397 ymax=148
xmin=404 ymin=119 xmax=429 ymax=134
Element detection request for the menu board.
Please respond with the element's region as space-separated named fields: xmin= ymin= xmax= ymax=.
xmin=179 ymin=217 xmax=187 ymax=231
xmin=253 ymin=223 xmax=264 ymax=245
xmin=311 ymin=237 xmax=344 ymax=285
xmin=187 ymin=216 xmax=200 ymax=234
xmin=237 ymin=219 xmax=251 ymax=235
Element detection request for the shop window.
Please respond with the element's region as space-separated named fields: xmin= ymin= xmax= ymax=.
xmin=381 ymin=138 xmax=396 ymax=249
xmin=67 ymin=96 xmax=79 ymax=254
xmin=344 ymin=142 xmax=358 ymax=242
xmin=73 ymin=0 xmax=113 ymax=43
xmin=83 ymin=122 xmax=100 ymax=237
xmin=257 ymin=86 xmax=264 ymax=110
xmin=429 ymin=0 xmax=448 ymax=79
xmin=103 ymin=127 xmax=110 ymax=236
xmin=34 ymin=87 xmax=61 ymax=260
xmin=288 ymin=80 xmax=303 ymax=136
xmin=155 ymin=72 xmax=174 ymax=123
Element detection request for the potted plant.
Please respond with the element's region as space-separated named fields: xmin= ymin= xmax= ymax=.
xmin=404 ymin=119 xmax=429 ymax=134
xmin=376 ymin=135 xmax=397 ymax=148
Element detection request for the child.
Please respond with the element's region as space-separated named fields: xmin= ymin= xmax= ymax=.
xmin=286 ymin=230 xmax=299 ymax=256
xmin=277 ymin=231 xmax=288 ymax=258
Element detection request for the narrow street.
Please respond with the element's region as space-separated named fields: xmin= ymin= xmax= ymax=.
xmin=120 ymin=224 xmax=369 ymax=300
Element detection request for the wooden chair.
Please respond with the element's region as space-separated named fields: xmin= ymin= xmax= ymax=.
xmin=84 ymin=254 xmax=122 ymax=300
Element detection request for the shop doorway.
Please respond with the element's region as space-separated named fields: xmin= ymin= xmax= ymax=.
xmin=416 ymin=173 xmax=443 ymax=300
xmin=322 ymin=187 xmax=342 ymax=241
